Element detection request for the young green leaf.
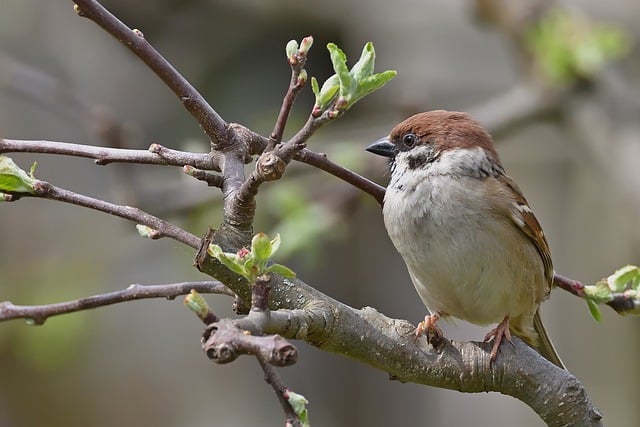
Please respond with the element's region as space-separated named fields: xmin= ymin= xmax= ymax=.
xmin=270 ymin=233 xmax=281 ymax=256
xmin=586 ymin=299 xmax=602 ymax=322
xmin=0 ymin=155 xmax=37 ymax=194
xmin=266 ymin=263 xmax=296 ymax=278
xmin=311 ymin=76 xmax=320 ymax=98
xmin=327 ymin=43 xmax=354 ymax=96
xmin=607 ymin=265 xmax=640 ymax=293
xmin=583 ymin=280 xmax=613 ymax=304
xmin=207 ymin=243 xmax=250 ymax=278
xmin=350 ymin=42 xmax=375 ymax=81
xmin=317 ymin=74 xmax=340 ymax=106
xmin=286 ymin=390 xmax=310 ymax=427
xmin=251 ymin=232 xmax=273 ymax=266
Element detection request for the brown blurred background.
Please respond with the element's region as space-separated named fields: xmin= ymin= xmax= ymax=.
xmin=1 ymin=0 xmax=640 ymax=426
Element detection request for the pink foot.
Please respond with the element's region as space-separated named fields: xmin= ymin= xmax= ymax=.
xmin=415 ymin=313 xmax=444 ymax=344
xmin=484 ymin=315 xmax=512 ymax=363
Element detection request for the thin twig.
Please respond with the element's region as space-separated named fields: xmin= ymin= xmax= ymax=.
xmin=0 ymin=139 xmax=220 ymax=169
xmin=0 ymin=281 xmax=232 ymax=324
xmin=9 ymin=180 xmax=200 ymax=248
xmin=267 ymin=46 xmax=309 ymax=151
xmin=72 ymin=0 xmax=228 ymax=146
xmin=295 ymin=149 xmax=386 ymax=205
xmin=183 ymin=165 xmax=224 ymax=187
xmin=553 ymin=274 xmax=586 ymax=297
xmin=257 ymin=356 xmax=302 ymax=427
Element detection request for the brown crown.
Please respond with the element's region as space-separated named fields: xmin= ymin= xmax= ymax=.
xmin=389 ymin=110 xmax=500 ymax=160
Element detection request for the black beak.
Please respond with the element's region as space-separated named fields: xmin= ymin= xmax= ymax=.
xmin=366 ymin=137 xmax=397 ymax=158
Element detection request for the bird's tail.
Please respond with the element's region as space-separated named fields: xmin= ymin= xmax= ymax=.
xmin=533 ymin=309 xmax=565 ymax=369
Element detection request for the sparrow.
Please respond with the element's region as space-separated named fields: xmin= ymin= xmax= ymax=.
xmin=366 ymin=110 xmax=564 ymax=368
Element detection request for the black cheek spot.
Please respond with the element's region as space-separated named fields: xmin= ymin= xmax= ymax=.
xmin=407 ymin=154 xmax=428 ymax=170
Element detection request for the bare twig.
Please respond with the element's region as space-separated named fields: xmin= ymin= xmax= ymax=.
xmin=266 ymin=41 xmax=309 ymax=151
xmin=0 ymin=139 xmax=221 ymax=169
xmin=8 ymin=180 xmax=200 ymax=248
xmin=72 ymin=0 xmax=228 ymax=146
xmin=183 ymin=165 xmax=224 ymax=188
xmin=257 ymin=357 xmax=303 ymax=427
xmin=0 ymin=281 xmax=231 ymax=324
xmin=553 ymin=274 xmax=586 ymax=297
xmin=295 ymin=149 xmax=386 ymax=205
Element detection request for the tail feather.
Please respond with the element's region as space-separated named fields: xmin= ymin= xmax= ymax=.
xmin=532 ymin=309 xmax=565 ymax=369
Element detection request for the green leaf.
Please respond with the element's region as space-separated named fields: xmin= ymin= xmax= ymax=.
xmin=265 ymin=263 xmax=296 ymax=278
xmin=29 ymin=161 xmax=38 ymax=178
xmin=586 ymin=299 xmax=602 ymax=322
xmin=270 ymin=234 xmax=281 ymax=256
xmin=606 ymin=265 xmax=640 ymax=292
xmin=327 ymin=43 xmax=354 ymax=97
xmin=311 ymin=76 xmax=320 ymax=98
xmin=350 ymin=42 xmax=375 ymax=80
xmin=351 ymin=70 xmax=397 ymax=105
xmin=316 ymin=74 xmax=340 ymax=107
xmin=286 ymin=390 xmax=310 ymax=427
xmin=207 ymin=244 xmax=249 ymax=278
xmin=251 ymin=232 xmax=272 ymax=264
xmin=583 ymin=281 xmax=613 ymax=304
xmin=0 ymin=155 xmax=37 ymax=193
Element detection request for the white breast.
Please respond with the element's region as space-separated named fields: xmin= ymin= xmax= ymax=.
xmin=382 ymin=147 xmax=543 ymax=326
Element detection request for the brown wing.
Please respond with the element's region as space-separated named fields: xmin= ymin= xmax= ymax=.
xmin=500 ymin=174 xmax=554 ymax=288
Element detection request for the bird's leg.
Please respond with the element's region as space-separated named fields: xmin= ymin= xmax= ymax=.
xmin=483 ymin=314 xmax=513 ymax=363
xmin=415 ymin=313 xmax=444 ymax=344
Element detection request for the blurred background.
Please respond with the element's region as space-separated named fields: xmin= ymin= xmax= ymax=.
xmin=1 ymin=0 xmax=639 ymax=425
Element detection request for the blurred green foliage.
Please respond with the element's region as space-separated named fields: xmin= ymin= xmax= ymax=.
xmin=526 ymin=8 xmax=631 ymax=85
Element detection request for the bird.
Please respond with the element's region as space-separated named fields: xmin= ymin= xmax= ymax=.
xmin=366 ymin=110 xmax=564 ymax=368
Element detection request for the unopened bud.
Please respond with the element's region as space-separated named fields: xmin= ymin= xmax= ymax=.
xmin=299 ymin=35 xmax=313 ymax=54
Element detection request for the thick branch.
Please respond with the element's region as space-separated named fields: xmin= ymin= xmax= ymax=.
xmin=0 ymin=281 xmax=231 ymax=324
xmin=196 ymin=253 xmax=602 ymax=426
xmin=72 ymin=0 xmax=228 ymax=146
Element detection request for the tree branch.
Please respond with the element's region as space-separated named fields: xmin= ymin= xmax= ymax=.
xmin=295 ymin=149 xmax=386 ymax=205
xmin=0 ymin=281 xmax=231 ymax=325
xmin=0 ymin=139 xmax=221 ymax=169
xmin=256 ymin=357 xmax=303 ymax=427
xmin=72 ymin=0 xmax=228 ymax=146
xmin=266 ymin=38 xmax=310 ymax=151
xmin=188 ymin=280 xmax=303 ymax=426
xmin=8 ymin=180 xmax=200 ymax=248
xmin=196 ymin=252 xmax=603 ymax=426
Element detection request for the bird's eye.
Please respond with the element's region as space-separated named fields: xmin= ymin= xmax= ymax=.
xmin=402 ymin=133 xmax=417 ymax=148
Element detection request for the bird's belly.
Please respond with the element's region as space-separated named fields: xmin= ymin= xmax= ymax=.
xmin=383 ymin=177 xmax=540 ymax=325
